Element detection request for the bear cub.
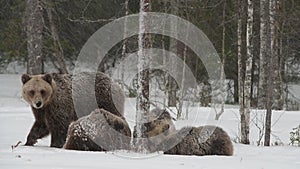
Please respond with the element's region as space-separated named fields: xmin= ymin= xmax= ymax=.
xmin=64 ymin=108 xmax=131 ymax=151
xmin=160 ymin=126 xmax=234 ymax=156
xmin=133 ymin=108 xmax=176 ymax=152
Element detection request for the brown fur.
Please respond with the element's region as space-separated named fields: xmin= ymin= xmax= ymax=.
xmin=63 ymin=108 xmax=131 ymax=151
xmin=161 ymin=126 xmax=234 ymax=156
xmin=133 ymin=108 xmax=176 ymax=152
xmin=21 ymin=72 xmax=125 ymax=148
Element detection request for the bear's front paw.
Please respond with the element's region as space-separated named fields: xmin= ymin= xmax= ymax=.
xmin=24 ymin=139 xmax=37 ymax=146
xmin=50 ymin=142 xmax=63 ymax=148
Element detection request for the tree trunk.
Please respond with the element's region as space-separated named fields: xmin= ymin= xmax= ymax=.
xmin=46 ymin=4 xmax=68 ymax=74
xmin=177 ymin=1 xmax=190 ymax=120
xmin=271 ymin=0 xmax=282 ymax=110
xmin=237 ymin=0 xmax=245 ymax=143
xmin=135 ymin=0 xmax=151 ymax=152
xmin=161 ymin=2 xmax=168 ymax=108
xmin=215 ymin=0 xmax=226 ymax=120
xmin=25 ymin=0 xmax=44 ymax=75
xmin=241 ymin=0 xmax=254 ymax=145
xmin=258 ymin=0 xmax=271 ymax=109
xmin=167 ymin=0 xmax=179 ymax=107
xmin=177 ymin=38 xmax=188 ymax=120
xmin=264 ymin=0 xmax=277 ymax=146
xmin=120 ymin=0 xmax=129 ymax=91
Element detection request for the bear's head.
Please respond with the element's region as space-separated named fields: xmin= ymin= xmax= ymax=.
xmin=21 ymin=74 xmax=55 ymax=109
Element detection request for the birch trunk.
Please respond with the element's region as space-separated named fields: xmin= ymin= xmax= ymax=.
xmin=264 ymin=0 xmax=277 ymax=146
xmin=135 ymin=0 xmax=151 ymax=152
xmin=25 ymin=0 xmax=44 ymax=75
xmin=215 ymin=0 xmax=226 ymax=120
xmin=241 ymin=0 xmax=254 ymax=144
xmin=237 ymin=0 xmax=245 ymax=143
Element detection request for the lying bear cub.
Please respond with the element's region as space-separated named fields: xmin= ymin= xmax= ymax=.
xmin=159 ymin=126 xmax=234 ymax=156
xmin=64 ymin=108 xmax=131 ymax=151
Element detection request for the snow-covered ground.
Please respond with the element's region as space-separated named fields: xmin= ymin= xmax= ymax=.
xmin=0 ymin=74 xmax=299 ymax=169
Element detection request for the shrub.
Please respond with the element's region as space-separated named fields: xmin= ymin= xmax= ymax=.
xmin=290 ymin=125 xmax=300 ymax=147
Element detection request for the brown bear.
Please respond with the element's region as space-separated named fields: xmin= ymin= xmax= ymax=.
xmin=133 ymin=108 xmax=176 ymax=152
xmin=160 ymin=126 xmax=234 ymax=156
xmin=63 ymin=108 xmax=131 ymax=151
xmin=21 ymin=72 xmax=125 ymax=148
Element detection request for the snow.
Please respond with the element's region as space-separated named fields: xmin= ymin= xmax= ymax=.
xmin=0 ymin=74 xmax=299 ymax=169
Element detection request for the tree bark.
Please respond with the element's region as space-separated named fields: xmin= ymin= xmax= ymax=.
xmin=264 ymin=0 xmax=277 ymax=146
xmin=162 ymin=3 xmax=167 ymax=108
xmin=25 ymin=0 xmax=44 ymax=75
xmin=237 ymin=0 xmax=245 ymax=143
xmin=241 ymin=0 xmax=254 ymax=145
xmin=46 ymin=4 xmax=68 ymax=74
xmin=120 ymin=0 xmax=129 ymax=91
xmin=258 ymin=0 xmax=271 ymax=109
xmin=177 ymin=1 xmax=190 ymax=120
xmin=215 ymin=0 xmax=226 ymax=120
xmin=167 ymin=0 xmax=179 ymax=107
xmin=271 ymin=0 xmax=283 ymax=110
xmin=135 ymin=0 xmax=151 ymax=152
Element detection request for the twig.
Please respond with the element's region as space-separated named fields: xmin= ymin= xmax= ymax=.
xmin=11 ymin=141 xmax=22 ymax=151
xmin=67 ymin=16 xmax=115 ymax=23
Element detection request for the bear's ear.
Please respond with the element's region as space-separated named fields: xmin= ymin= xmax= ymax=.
xmin=21 ymin=74 xmax=31 ymax=84
xmin=42 ymin=74 xmax=52 ymax=84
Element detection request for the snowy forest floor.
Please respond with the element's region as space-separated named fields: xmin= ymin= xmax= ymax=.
xmin=0 ymin=74 xmax=299 ymax=169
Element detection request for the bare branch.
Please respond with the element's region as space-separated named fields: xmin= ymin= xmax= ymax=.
xmin=67 ymin=16 xmax=116 ymax=23
xmin=11 ymin=141 xmax=22 ymax=151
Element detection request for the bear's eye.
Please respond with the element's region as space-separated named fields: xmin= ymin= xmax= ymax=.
xmin=40 ymin=89 xmax=46 ymax=96
xmin=28 ymin=90 xmax=35 ymax=97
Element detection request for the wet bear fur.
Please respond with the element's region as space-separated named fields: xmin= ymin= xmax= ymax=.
xmin=161 ymin=126 xmax=234 ymax=156
xmin=63 ymin=108 xmax=131 ymax=151
xmin=21 ymin=72 xmax=125 ymax=148
xmin=133 ymin=108 xmax=176 ymax=152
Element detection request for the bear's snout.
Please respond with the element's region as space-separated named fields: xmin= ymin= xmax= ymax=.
xmin=35 ymin=101 xmax=42 ymax=108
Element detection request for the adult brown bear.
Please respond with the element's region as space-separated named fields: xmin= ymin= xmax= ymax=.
xmin=21 ymin=72 xmax=125 ymax=148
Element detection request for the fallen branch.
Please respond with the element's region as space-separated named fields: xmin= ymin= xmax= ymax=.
xmin=11 ymin=141 xmax=22 ymax=151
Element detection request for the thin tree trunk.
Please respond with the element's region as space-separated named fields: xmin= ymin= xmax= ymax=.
xmin=264 ymin=0 xmax=277 ymax=146
xmin=272 ymin=0 xmax=282 ymax=110
xmin=161 ymin=2 xmax=167 ymax=108
xmin=177 ymin=1 xmax=190 ymax=120
xmin=135 ymin=0 xmax=151 ymax=152
xmin=237 ymin=0 xmax=245 ymax=143
xmin=168 ymin=0 xmax=178 ymax=107
xmin=241 ymin=0 xmax=254 ymax=145
xmin=46 ymin=5 xmax=68 ymax=74
xmin=177 ymin=38 xmax=188 ymax=120
xmin=215 ymin=0 xmax=226 ymax=120
xmin=25 ymin=0 xmax=44 ymax=75
xmin=258 ymin=0 xmax=270 ymax=109
xmin=120 ymin=0 xmax=129 ymax=91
